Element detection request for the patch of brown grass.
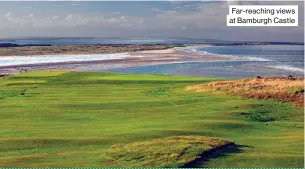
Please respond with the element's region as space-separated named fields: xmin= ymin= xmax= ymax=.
xmin=186 ymin=76 xmax=304 ymax=107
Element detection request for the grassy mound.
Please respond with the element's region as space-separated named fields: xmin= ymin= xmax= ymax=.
xmin=104 ymin=136 xmax=233 ymax=168
xmin=186 ymin=76 xmax=304 ymax=107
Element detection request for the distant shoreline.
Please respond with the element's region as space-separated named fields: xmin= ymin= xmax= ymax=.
xmin=0 ymin=47 xmax=231 ymax=70
xmin=0 ymin=42 xmax=303 ymax=57
xmin=0 ymin=44 xmax=184 ymax=57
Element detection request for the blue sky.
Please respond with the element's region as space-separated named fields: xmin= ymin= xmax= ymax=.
xmin=0 ymin=1 xmax=303 ymax=42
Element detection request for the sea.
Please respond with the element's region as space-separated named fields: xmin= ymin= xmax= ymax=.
xmin=110 ymin=45 xmax=304 ymax=79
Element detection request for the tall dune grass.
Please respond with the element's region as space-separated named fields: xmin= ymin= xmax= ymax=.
xmin=186 ymin=77 xmax=304 ymax=107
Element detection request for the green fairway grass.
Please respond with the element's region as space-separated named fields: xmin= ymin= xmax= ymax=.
xmin=0 ymin=71 xmax=303 ymax=167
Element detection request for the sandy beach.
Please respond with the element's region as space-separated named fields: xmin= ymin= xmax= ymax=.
xmin=0 ymin=45 xmax=231 ymax=74
xmin=0 ymin=44 xmax=182 ymax=56
xmin=136 ymin=49 xmax=176 ymax=54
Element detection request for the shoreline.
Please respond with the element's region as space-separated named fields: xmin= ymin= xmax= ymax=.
xmin=1 ymin=44 xmax=303 ymax=78
xmin=0 ymin=46 xmax=232 ymax=74
xmin=0 ymin=44 xmax=184 ymax=57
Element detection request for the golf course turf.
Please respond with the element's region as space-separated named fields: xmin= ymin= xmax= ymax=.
xmin=0 ymin=71 xmax=303 ymax=167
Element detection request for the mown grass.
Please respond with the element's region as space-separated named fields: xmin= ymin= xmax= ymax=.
xmin=0 ymin=71 xmax=303 ymax=167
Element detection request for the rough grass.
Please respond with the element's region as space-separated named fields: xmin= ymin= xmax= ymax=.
xmin=186 ymin=76 xmax=304 ymax=107
xmin=0 ymin=71 xmax=303 ymax=167
xmin=105 ymin=136 xmax=233 ymax=168
xmin=244 ymin=109 xmax=274 ymax=122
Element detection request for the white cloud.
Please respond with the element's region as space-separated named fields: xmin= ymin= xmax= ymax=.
xmin=52 ymin=16 xmax=59 ymax=20
xmin=0 ymin=12 xmax=142 ymax=29
xmin=4 ymin=12 xmax=11 ymax=18
xmin=108 ymin=18 xmax=117 ymax=23
xmin=150 ymin=8 xmax=164 ymax=12
xmin=136 ymin=19 xmax=144 ymax=24
xmin=155 ymin=2 xmax=227 ymax=29
xmin=64 ymin=14 xmax=73 ymax=21
xmin=166 ymin=10 xmax=176 ymax=14
xmin=119 ymin=23 xmax=133 ymax=27
xmin=20 ymin=6 xmax=32 ymax=9
xmin=120 ymin=16 xmax=127 ymax=20
xmin=53 ymin=5 xmax=64 ymax=8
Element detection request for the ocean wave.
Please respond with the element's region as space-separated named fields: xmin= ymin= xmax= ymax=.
xmin=181 ymin=46 xmax=271 ymax=62
xmin=237 ymin=56 xmax=271 ymax=61
xmin=0 ymin=53 xmax=144 ymax=67
xmin=267 ymin=65 xmax=304 ymax=73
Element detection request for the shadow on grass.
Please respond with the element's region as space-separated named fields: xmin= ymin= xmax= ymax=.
xmin=181 ymin=144 xmax=250 ymax=168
